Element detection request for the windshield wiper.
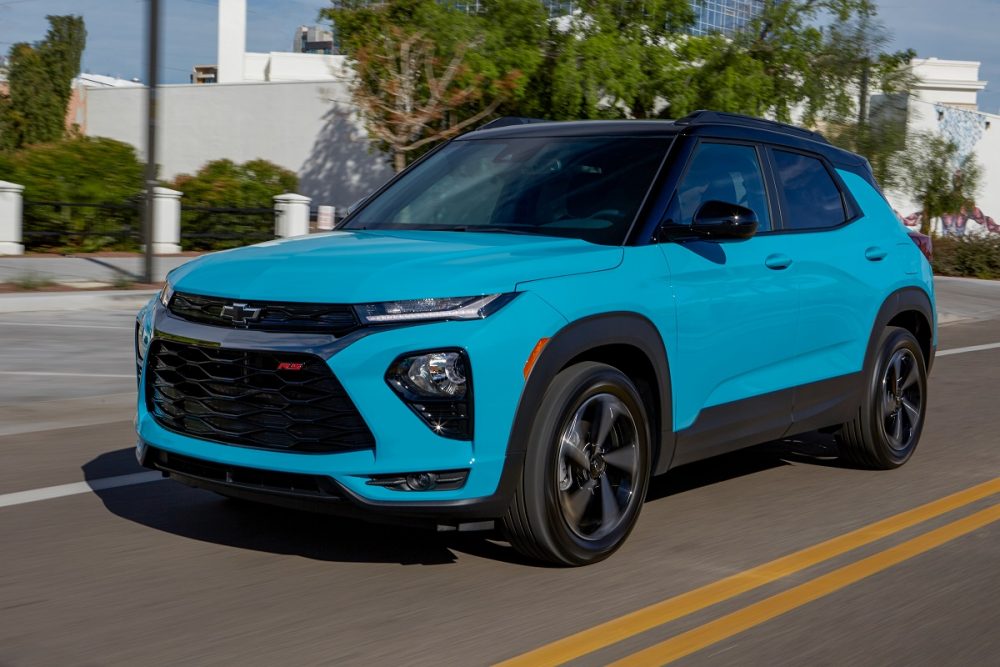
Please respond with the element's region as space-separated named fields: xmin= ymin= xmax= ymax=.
xmin=452 ymin=225 xmax=549 ymax=236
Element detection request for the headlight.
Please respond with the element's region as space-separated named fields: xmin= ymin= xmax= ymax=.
xmin=356 ymin=293 xmax=515 ymax=324
xmin=159 ymin=282 xmax=174 ymax=308
xmin=387 ymin=350 xmax=472 ymax=439
xmin=392 ymin=351 xmax=468 ymax=399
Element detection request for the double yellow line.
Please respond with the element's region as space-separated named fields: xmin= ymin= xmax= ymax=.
xmin=499 ymin=477 xmax=1000 ymax=667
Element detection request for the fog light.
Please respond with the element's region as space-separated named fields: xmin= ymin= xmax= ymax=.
xmin=366 ymin=469 xmax=469 ymax=491
xmin=406 ymin=472 xmax=438 ymax=491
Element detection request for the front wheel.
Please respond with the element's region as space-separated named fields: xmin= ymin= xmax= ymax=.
xmin=503 ymin=362 xmax=651 ymax=566
xmin=837 ymin=327 xmax=928 ymax=469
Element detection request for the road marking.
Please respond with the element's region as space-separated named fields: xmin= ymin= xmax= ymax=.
xmin=937 ymin=341 xmax=1000 ymax=357
xmin=0 ymin=371 xmax=134 ymax=379
xmin=0 ymin=321 xmax=127 ymax=331
xmin=496 ymin=477 xmax=1000 ymax=667
xmin=0 ymin=471 xmax=163 ymax=509
xmin=612 ymin=502 xmax=1000 ymax=666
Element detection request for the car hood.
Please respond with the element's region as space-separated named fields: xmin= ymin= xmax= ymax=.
xmin=168 ymin=230 xmax=623 ymax=303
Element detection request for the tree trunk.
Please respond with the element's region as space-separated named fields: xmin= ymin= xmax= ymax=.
xmin=394 ymin=150 xmax=406 ymax=173
xmin=857 ymin=62 xmax=870 ymax=127
xmin=920 ymin=202 xmax=931 ymax=235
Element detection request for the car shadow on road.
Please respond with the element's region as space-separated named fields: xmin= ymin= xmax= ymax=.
xmin=83 ymin=435 xmax=846 ymax=568
xmin=647 ymin=430 xmax=845 ymax=501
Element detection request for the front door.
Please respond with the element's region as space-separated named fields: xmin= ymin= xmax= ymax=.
xmin=659 ymin=140 xmax=799 ymax=462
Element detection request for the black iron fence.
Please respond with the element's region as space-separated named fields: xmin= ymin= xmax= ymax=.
xmin=22 ymin=200 xmax=142 ymax=252
xmin=180 ymin=205 xmax=276 ymax=251
xmin=20 ymin=200 xmax=279 ymax=252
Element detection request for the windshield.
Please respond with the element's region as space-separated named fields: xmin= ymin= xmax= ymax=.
xmin=343 ymin=136 xmax=672 ymax=245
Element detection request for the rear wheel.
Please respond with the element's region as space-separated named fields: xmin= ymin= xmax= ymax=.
xmin=503 ymin=362 xmax=651 ymax=565
xmin=837 ymin=327 xmax=927 ymax=469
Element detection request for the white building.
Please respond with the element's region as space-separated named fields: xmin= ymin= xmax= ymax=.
xmin=886 ymin=58 xmax=999 ymax=236
xmin=80 ymin=0 xmax=392 ymax=208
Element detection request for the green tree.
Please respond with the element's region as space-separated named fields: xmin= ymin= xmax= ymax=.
xmin=821 ymin=11 xmax=915 ymax=190
xmin=671 ymin=0 xmax=901 ymax=123
xmin=170 ymin=159 xmax=298 ymax=208
xmin=0 ymin=136 xmax=143 ymax=251
xmin=536 ymin=0 xmax=695 ymax=120
xmin=170 ymin=159 xmax=298 ymax=250
xmin=896 ymin=132 xmax=982 ymax=235
xmin=323 ymin=0 xmax=546 ymax=171
xmin=0 ymin=15 xmax=86 ymax=150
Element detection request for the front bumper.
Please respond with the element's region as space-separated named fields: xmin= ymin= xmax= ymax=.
xmin=135 ymin=291 xmax=565 ymax=520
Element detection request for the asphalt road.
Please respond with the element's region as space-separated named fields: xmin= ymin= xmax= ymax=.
xmin=1 ymin=279 xmax=999 ymax=666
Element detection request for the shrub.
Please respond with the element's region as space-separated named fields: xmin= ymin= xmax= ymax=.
xmin=0 ymin=136 xmax=144 ymax=251
xmin=932 ymin=235 xmax=1000 ymax=280
xmin=171 ymin=159 xmax=297 ymax=250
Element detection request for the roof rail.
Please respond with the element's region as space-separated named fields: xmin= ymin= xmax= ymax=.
xmin=674 ymin=110 xmax=829 ymax=144
xmin=476 ymin=116 xmax=549 ymax=131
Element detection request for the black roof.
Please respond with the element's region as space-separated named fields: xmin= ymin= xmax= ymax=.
xmin=463 ymin=111 xmax=869 ymax=174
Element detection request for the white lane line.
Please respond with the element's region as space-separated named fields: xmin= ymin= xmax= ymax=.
xmin=0 ymin=471 xmax=163 ymax=509
xmin=0 ymin=371 xmax=134 ymax=379
xmin=0 ymin=321 xmax=127 ymax=330
xmin=938 ymin=341 xmax=1000 ymax=357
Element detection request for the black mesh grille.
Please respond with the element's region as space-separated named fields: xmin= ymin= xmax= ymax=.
xmin=147 ymin=340 xmax=374 ymax=453
xmin=169 ymin=291 xmax=359 ymax=335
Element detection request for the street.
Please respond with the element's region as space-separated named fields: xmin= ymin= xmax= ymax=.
xmin=1 ymin=278 xmax=999 ymax=666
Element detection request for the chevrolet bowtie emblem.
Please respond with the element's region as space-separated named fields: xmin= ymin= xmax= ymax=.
xmin=221 ymin=302 xmax=263 ymax=324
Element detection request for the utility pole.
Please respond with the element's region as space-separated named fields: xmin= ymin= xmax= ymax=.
xmin=141 ymin=0 xmax=160 ymax=284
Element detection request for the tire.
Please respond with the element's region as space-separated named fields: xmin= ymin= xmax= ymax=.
xmin=503 ymin=362 xmax=651 ymax=566
xmin=837 ymin=326 xmax=927 ymax=469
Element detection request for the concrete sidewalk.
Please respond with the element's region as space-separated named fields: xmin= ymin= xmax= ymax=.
xmin=0 ymin=254 xmax=197 ymax=286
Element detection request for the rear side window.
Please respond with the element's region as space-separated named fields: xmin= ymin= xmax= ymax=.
xmin=771 ymin=150 xmax=846 ymax=230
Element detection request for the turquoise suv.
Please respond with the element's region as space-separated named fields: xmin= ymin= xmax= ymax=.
xmin=135 ymin=111 xmax=935 ymax=565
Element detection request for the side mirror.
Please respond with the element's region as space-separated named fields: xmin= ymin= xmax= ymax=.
xmin=690 ymin=201 xmax=758 ymax=241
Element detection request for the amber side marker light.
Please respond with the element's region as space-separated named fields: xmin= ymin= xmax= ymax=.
xmin=523 ymin=338 xmax=550 ymax=379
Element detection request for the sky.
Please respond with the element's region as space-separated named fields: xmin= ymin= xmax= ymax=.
xmin=0 ymin=0 xmax=998 ymax=113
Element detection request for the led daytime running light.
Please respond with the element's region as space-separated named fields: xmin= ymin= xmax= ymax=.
xmin=359 ymin=294 xmax=506 ymax=323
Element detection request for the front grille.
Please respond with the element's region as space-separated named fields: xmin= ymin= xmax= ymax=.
xmin=147 ymin=340 xmax=375 ymax=453
xmin=168 ymin=291 xmax=359 ymax=336
xmin=150 ymin=448 xmax=342 ymax=499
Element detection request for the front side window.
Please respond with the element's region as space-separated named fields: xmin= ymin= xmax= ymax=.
xmin=771 ymin=149 xmax=846 ymax=230
xmin=344 ymin=136 xmax=671 ymax=245
xmin=666 ymin=142 xmax=771 ymax=232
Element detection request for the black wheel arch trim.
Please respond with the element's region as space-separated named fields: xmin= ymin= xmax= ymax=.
xmin=505 ymin=311 xmax=674 ymax=475
xmin=866 ymin=287 xmax=936 ymax=376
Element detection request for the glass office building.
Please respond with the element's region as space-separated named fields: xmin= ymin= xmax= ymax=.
xmin=451 ymin=1 xmax=575 ymax=14
xmin=690 ymin=0 xmax=765 ymax=36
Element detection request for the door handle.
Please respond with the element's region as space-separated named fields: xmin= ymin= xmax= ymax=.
xmin=865 ymin=246 xmax=888 ymax=261
xmin=764 ymin=253 xmax=793 ymax=270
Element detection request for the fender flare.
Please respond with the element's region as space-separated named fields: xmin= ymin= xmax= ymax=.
xmin=504 ymin=312 xmax=675 ymax=476
xmin=864 ymin=287 xmax=936 ymax=376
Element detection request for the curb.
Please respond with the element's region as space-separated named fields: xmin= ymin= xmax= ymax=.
xmin=0 ymin=289 xmax=158 ymax=313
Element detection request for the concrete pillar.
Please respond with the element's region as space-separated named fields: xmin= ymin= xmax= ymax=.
xmin=274 ymin=193 xmax=312 ymax=238
xmin=152 ymin=187 xmax=183 ymax=254
xmin=0 ymin=180 xmax=25 ymax=255
xmin=217 ymin=0 xmax=247 ymax=84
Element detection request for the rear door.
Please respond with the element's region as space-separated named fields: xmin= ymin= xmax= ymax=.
xmin=659 ymin=140 xmax=800 ymax=462
xmin=762 ymin=147 xmax=898 ymax=427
